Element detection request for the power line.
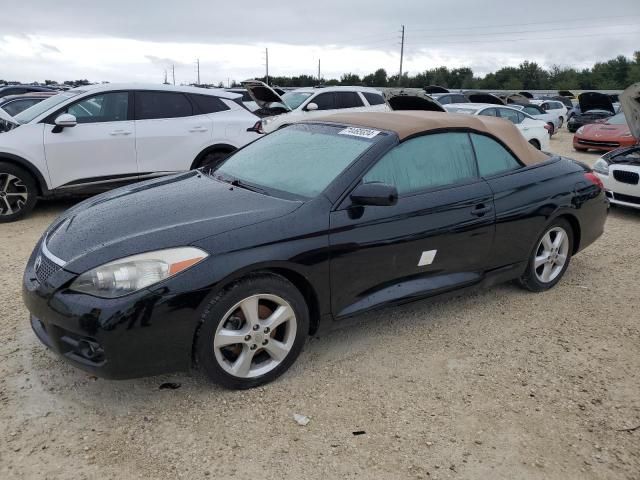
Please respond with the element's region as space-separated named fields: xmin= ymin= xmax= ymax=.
xmin=410 ymin=14 xmax=640 ymax=33
xmin=406 ymin=29 xmax=640 ymax=48
xmin=408 ymin=21 xmax=640 ymax=40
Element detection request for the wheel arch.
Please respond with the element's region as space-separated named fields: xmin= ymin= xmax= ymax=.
xmin=555 ymin=213 xmax=581 ymax=255
xmin=0 ymin=152 xmax=48 ymax=195
xmin=190 ymin=143 xmax=237 ymax=169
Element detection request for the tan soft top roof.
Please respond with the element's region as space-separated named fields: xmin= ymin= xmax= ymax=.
xmin=309 ymin=111 xmax=548 ymax=166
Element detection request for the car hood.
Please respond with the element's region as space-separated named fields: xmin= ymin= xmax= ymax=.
xmin=424 ymin=85 xmax=449 ymax=94
xmin=241 ymin=80 xmax=291 ymax=111
xmin=385 ymin=89 xmax=445 ymax=112
xmin=580 ymin=122 xmax=630 ymax=137
xmin=620 ymin=82 xmax=640 ymax=140
xmin=45 ymin=172 xmax=302 ymax=273
xmin=578 ymin=92 xmax=615 ymax=114
xmin=464 ymin=92 xmax=505 ymax=105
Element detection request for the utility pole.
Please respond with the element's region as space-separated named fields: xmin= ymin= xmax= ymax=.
xmin=196 ymin=59 xmax=201 ymax=85
xmin=172 ymin=64 xmax=175 ymax=85
xmin=318 ymin=59 xmax=321 ymax=83
xmin=398 ymin=25 xmax=405 ymax=86
xmin=265 ymin=48 xmax=269 ymax=85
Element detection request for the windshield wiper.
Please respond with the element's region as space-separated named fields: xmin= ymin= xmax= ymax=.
xmin=212 ymin=172 xmax=267 ymax=194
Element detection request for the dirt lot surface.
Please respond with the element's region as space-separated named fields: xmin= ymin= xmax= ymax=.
xmin=1 ymin=129 xmax=639 ymax=480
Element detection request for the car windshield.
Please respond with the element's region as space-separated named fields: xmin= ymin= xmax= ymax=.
xmin=606 ymin=112 xmax=627 ymax=125
xmin=216 ymin=123 xmax=382 ymax=199
xmin=281 ymin=91 xmax=313 ymax=109
xmin=14 ymin=90 xmax=85 ymax=124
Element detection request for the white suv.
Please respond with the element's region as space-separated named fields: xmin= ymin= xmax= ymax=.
xmin=0 ymin=84 xmax=262 ymax=221
xmin=242 ymin=81 xmax=390 ymax=133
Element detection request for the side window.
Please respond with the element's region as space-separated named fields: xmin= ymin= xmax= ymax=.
xmin=471 ymin=133 xmax=522 ymax=177
xmin=362 ymin=92 xmax=385 ymax=106
xmin=437 ymin=95 xmax=452 ymax=105
xmin=541 ymin=102 xmax=550 ymax=111
xmin=66 ymin=92 xmax=129 ymax=124
xmin=453 ymin=95 xmax=468 ymax=103
xmin=479 ymin=108 xmax=497 ymax=117
xmin=189 ymin=94 xmax=230 ymax=114
xmin=135 ymin=91 xmax=192 ymax=120
xmin=497 ymin=108 xmax=522 ymax=124
xmin=363 ymin=132 xmax=478 ymax=195
xmin=3 ymin=99 xmax=39 ymax=116
xmin=335 ymin=92 xmax=364 ymax=109
xmin=310 ymin=93 xmax=335 ymax=110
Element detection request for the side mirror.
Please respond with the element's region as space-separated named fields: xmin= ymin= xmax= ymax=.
xmin=305 ymin=102 xmax=319 ymax=111
xmin=54 ymin=113 xmax=77 ymax=129
xmin=350 ymin=182 xmax=398 ymax=207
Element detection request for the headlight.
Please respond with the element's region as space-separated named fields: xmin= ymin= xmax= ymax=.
xmin=262 ymin=117 xmax=275 ymax=126
xmin=70 ymin=247 xmax=208 ymax=298
xmin=593 ymin=158 xmax=609 ymax=176
xmin=576 ymin=126 xmax=585 ymax=135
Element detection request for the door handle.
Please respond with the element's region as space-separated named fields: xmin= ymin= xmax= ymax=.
xmin=189 ymin=127 xmax=208 ymax=133
xmin=109 ymin=130 xmax=132 ymax=136
xmin=471 ymin=204 xmax=492 ymax=216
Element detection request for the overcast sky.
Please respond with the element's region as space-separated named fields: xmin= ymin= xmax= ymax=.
xmin=1 ymin=0 xmax=639 ymax=85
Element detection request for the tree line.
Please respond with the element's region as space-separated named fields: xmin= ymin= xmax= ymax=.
xmin=2 ymin=52 xmax=638 ymax=90
xmin=251 ymin=52 xmax=640 ymax=90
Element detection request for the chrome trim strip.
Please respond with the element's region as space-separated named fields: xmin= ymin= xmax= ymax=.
xmin=41 ymin=237 xmax=66 ymax=267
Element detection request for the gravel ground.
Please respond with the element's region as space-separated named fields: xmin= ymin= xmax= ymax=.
xmin=1 ymin=130 xmax=639 ymax=480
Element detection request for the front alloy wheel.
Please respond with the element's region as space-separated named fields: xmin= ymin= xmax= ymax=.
xmin=196 ymin=274 xmax=309 ymax=389
xmin=214 ymin=294 xmax=297 ymax=378
xmin=0 ymin=162 xmax=38 ymax=223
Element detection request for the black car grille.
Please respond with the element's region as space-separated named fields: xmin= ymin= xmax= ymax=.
xmin=613 ymin=170 xmax=639 ymax=185
xmin=35 ymin=253 xmax=61 ymax=284
xmin=612 ymin=192 xmax=640 ymax=205
xmin=577 ymin=139 xmax=620 ymax=148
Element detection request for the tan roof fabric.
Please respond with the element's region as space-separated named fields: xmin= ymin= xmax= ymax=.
xmin=309 ymin=111 xmax=549 ymax=166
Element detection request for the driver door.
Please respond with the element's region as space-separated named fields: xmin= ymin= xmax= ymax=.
xmin=44 ymin=91 xmax=137 ymax=189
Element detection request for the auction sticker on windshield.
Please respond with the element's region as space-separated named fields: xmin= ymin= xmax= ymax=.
xmin=338 ymin=127 xmax=380 ymax=139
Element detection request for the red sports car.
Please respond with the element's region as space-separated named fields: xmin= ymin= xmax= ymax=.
xmin=573 ymin=112 xmax=638 ymax=152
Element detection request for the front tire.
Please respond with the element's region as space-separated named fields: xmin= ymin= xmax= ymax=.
xmin=0 ymin=162 xmax=38 ymax=223
xmin=517 ymin=219 xmax=573 ymax=292
xmin=195 ymin=274 xmax=309 ymax=389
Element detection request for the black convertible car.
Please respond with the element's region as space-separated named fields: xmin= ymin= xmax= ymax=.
xmin=23 ymin=111 xmax=608 ymax=389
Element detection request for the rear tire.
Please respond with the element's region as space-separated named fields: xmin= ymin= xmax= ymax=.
xmin=558 ymin=116 xmax=564 ymax=128
xmin=528 ymin=139 xmax=541 ymax=150
xmin=517 ymin=218 xmax=573 ymax=292
xmin=195 ymin=273 xmax=309 ymax=389
xmin=0 ymin=162 xmax=38 ymax=223
xmin=574 ymin=146 xmax=588 ymax=152
xmin=196 ymin=150 xmax=232 ymax=172
xmin=546 ymin=122 xmax=555 ymax=136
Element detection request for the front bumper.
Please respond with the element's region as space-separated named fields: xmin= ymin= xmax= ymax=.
xmin=596 ymin=169 xmax=640 ymax=210
xmin=23 ymin=256 xmax=208 ymax=379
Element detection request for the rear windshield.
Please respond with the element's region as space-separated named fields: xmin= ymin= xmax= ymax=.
xmin=445 ymin=106 xmax=477 ymax=115
xmin=216 ymin=124 xmax=382 ymax=198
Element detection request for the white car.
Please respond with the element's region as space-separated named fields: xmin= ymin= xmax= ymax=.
xmin=593 ymin=82 xmax=640 ymax=209
xmin=511 ymin=104 xmax=562 ymax=135
xmin=444 ymin=103 xmax=550 ymax=151
xmin=0 ymin=83 xmax=262 ymax=222
xmin=530 ymin=99 xmax=570 ymax=128
xmin=242 ymin=81 xmax=390 ymax=133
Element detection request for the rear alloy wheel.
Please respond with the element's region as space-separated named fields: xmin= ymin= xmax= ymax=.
xmin=196 ymin=274 xmax=309 ymax=389
xmin=517 ymin=219 xmax=573 ymax=292
xmin=0 ymin=162 xmax=38 ymax=223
